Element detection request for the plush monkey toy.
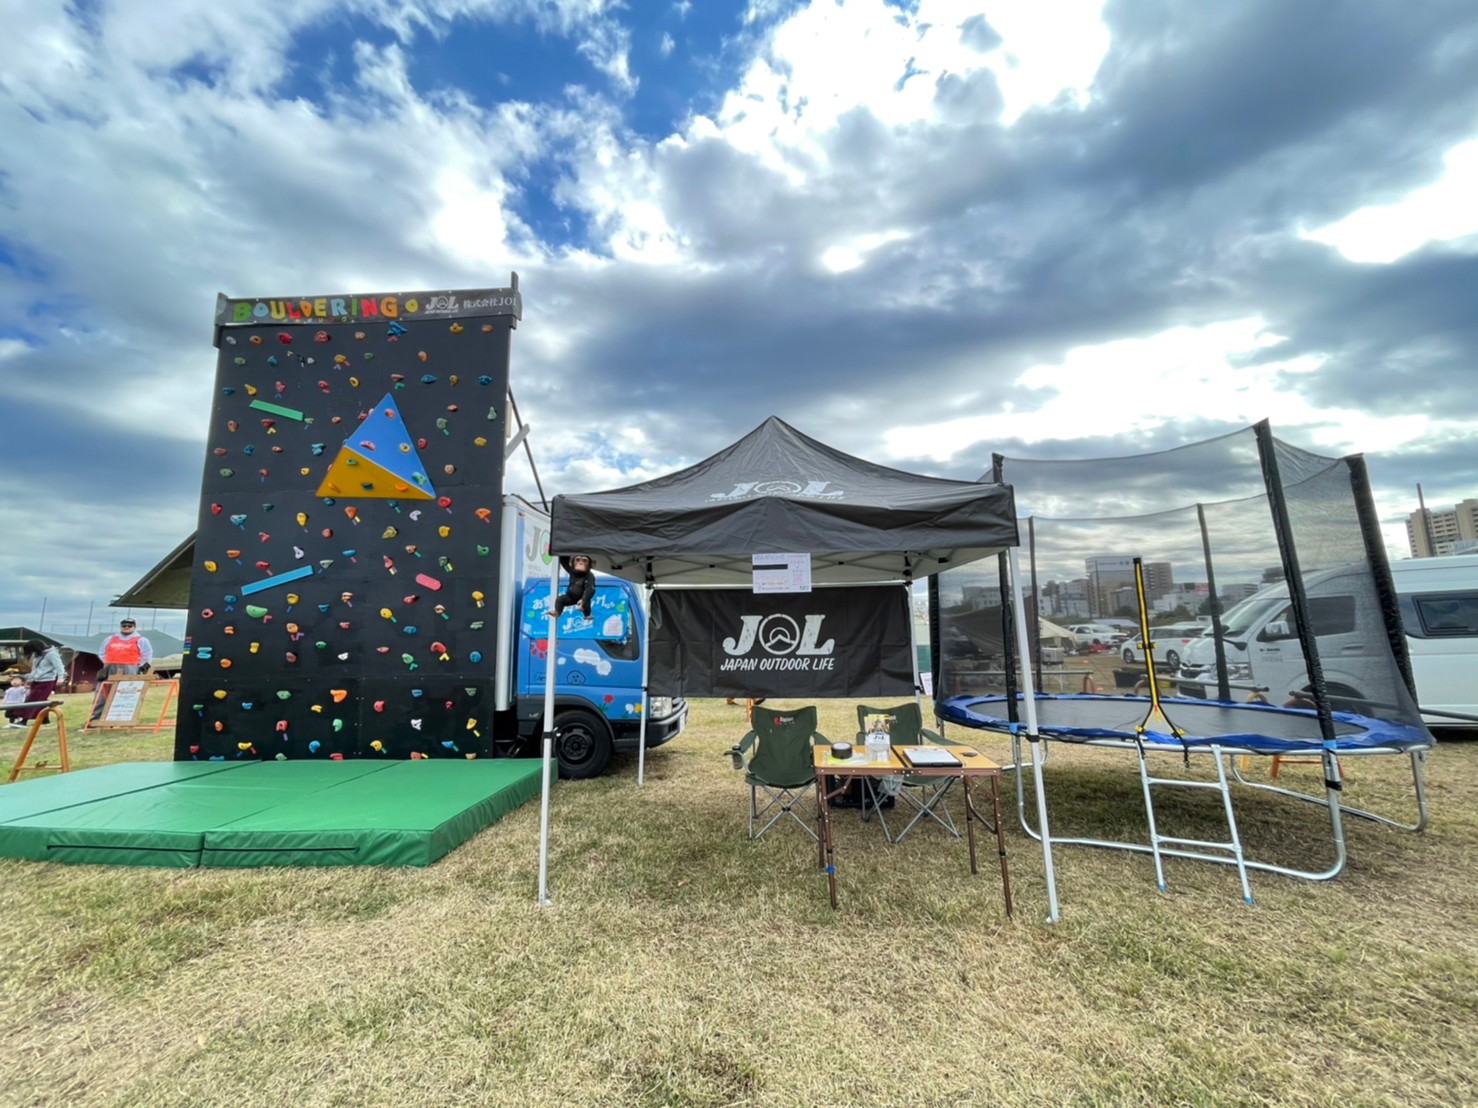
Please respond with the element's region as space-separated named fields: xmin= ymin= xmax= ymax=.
xmin=552 ymin=554 xmax=597 ymax=618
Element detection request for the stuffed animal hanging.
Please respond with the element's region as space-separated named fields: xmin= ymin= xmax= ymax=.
xmin=552 ymin=553 xmax=597 ymax=618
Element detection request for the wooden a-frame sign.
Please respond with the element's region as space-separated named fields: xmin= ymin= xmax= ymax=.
xmin=86 ymin=676 xmax=178 ymax=733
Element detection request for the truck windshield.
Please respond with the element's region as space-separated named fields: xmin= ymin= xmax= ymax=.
xmin=1217 ymin=594 xmax=1286 ymax=640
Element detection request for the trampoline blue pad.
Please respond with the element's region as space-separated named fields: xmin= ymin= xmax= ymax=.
xmin=938 ymin=693 xmax=1433 ymax=754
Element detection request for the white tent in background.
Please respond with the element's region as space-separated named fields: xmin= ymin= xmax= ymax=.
xmin=1039 ymin=619 xmax=1075 ymax=649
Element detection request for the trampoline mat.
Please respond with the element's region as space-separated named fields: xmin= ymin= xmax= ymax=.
xmin=938 ymin=693 xmax=1433 ymax=754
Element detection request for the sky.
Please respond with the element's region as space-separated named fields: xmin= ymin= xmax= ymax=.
xmin=3 ymin=0 xmax=1478 ymax=639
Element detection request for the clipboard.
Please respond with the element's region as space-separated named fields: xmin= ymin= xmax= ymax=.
xmin=897 ymin=746 xmax=962 ymax=769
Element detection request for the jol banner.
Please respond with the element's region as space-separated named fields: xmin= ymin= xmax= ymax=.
xmin=649 ymin=586 xmax=915 ymax=698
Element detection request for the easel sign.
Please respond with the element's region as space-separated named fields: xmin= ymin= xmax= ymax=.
xmin=87 ymin=677 xmax=179 ymax=733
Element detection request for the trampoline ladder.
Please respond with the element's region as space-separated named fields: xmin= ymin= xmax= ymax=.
xmin=1136 ymin=743 xmax=1254 ymax=905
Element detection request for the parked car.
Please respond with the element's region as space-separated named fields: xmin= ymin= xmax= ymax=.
xmin=1120 ymin=621 xmax=1206 ymax=667
xmin=1068 ymin=623 xmax=1124 ymax=649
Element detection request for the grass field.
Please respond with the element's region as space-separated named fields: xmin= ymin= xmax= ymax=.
xmin=1 ymin=691 xmax=1475 ymax=1107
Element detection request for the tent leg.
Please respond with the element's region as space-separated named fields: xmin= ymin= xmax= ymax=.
xmin=538 ymin=560 xmax=561 ymax=907
xmin=1009 ymin=546 xmax=1058 ymax=924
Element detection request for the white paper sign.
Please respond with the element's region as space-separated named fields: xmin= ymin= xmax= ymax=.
xmin=752 ymin=552 xmax=812 ymax=593
xmin=105 ymin=679 xmax=148 ymax=723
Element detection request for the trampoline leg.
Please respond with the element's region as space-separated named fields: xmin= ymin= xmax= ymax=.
xmin=1135 ymin=744 xmax=1168 ymax=893
xmin=1322 ymin=747 xmax=1349 ymax=874
xmin=1408 ymin=749 xmax=1431 ymax=834
xmin=1213 ymin=751 xmax=1254 ymax=906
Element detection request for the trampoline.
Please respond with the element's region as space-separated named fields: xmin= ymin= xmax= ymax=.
xmin=936 ymin=691 xmax=1433 ymax=902
xmin=939 ymin=693 xmax=1434 ymax=755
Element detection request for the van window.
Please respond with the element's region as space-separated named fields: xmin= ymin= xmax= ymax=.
xmin=1262 ymin=596 xmax=1356 ymax=640
xmin=1404 ymin=593 xmax=1478 ymax=639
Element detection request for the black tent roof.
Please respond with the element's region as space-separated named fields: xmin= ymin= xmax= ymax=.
xmin=550 ymin=417 xmax=1018 ymax=586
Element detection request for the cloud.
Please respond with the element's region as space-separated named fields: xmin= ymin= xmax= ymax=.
xmin=5 ymin=0 xmax=1478 ymax=633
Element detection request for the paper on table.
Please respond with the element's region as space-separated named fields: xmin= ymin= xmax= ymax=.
xmin=898 ymin=746 xmax=962 ymax=768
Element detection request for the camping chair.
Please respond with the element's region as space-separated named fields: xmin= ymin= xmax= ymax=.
xmin=727 ymin=705 xmax=828 ymax=841
xmin=855 ymin=703 xmax=962 ymax=841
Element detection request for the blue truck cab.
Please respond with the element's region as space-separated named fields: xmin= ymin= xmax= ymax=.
xmin=498 ymin=496 xmax=687 ymax=777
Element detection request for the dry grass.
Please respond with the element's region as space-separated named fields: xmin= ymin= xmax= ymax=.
xmin=1 ymin=693 xmax=1476 ymax=1107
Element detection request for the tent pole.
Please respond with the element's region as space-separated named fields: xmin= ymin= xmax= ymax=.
xmin=1009 ymin=546 xmax=1059 ymax=923
xmin=905 ymin=578 xmax=925 ymax=710
xmin=637 ymin=584 xmax=652 ymax=786
xmin=538 ymin=559 xmax=560 ymax=907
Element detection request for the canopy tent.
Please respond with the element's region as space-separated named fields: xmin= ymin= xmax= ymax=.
xmin=535 ymin=416 xmax=1050 ymax=908
xmin=549 ymin=416 xmax=1018 ymax=585
xmin=1039 ymin=619 xmax=1075 ymax=649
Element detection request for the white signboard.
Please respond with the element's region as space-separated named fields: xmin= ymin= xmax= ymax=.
xmin=752 ymin=552 xmax=812 ymax=594
xmin=104 ymin=679 xmax=148 ymax=723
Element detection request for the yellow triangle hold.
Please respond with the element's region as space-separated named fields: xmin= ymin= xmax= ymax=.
xmin=315 ymin=447 xmax=435 ymax=499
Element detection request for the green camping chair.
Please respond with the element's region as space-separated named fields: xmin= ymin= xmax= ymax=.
xmin=727 ymin=704 xmax=829 ymax=841
xmin=855 ymin=702 xmax=962 ymax=841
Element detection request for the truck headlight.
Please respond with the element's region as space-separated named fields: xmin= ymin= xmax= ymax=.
xmin=647 ymin=696 xmax=673 ymax=717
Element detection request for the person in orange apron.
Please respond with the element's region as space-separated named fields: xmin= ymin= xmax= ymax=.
xmin=89 ymin=617 xmax=153 ymax=721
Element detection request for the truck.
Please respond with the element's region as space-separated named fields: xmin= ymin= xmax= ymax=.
xmin=1173 ymin=556 xmax=1477 ymax=730
xmin=500 ymin=496 xmax=688 ymax=776
xmin=158 ymin=497 xmax=687 ymax=777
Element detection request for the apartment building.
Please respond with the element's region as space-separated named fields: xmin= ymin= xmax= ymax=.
xmin=1407 ymin=498 xmax=1478 ymax=557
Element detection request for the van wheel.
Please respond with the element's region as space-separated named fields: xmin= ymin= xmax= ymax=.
xmin=1121 ymin=646 xmax=1135 ymax=663
xmin=1292 ymin=684 xmax=1364 ymax=714
xmin=555 ymin=708 xmax=612 ymax=779
xmin=1322 ymin=684 xmax=1366 ymax=715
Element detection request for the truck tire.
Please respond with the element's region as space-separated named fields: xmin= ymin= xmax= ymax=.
xmin=555 ymin=708 xmax=612 ymax=779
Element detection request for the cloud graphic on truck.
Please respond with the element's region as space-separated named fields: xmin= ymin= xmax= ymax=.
xmin=572 ymin=647 xmax=612 ymax=676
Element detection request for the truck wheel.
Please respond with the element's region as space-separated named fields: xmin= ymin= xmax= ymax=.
xmin=1121 ymin=646 xmax=1135 ymax=663
xmin=554 ymin=708 xmax=612 ymax=779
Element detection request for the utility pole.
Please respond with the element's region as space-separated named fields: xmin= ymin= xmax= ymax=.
xmin=1417 ymin=483 xmax=1437 ymax=558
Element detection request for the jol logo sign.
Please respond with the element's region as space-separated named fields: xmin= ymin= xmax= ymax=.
xmin=707 ymin=480 xmax=845 ymax=502
xmin=720 ymin=614 xmax=836 ymax=673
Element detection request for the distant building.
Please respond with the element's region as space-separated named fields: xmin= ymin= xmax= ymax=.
xmin=1045 ymin=579 xmax=1091 ymax=619
xmin=1407 ymin=498 xmax=1478 ymax=557
xmin=1084 ymin=555 xmax=1174 ymax=615
xmin=1221 ymin=582 xmax=1261 ymax=604
xmin=961 ymin=585 xmax=1002 ymax=609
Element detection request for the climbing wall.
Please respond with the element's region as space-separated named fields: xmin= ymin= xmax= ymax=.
xmin=175 ymin=287 xmax=521 ymax=761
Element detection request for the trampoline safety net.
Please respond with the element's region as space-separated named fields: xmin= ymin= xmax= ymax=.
xmin=929 ymin=422 xmax=1431 ymax=750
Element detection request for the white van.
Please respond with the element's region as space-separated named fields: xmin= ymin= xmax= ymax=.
xmin=1174 ymin=565 xmax=1379 ymax=712
xmin=1175 ymin=556 xmax=1477 ymax=730
xmin=1390 ymin=553 xmax=1478 ymax=729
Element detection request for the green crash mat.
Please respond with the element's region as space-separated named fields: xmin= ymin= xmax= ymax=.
xmin=203 ymin=760 xmax=546 ymax=867
xmin=0 ymin=759 xmax=545 ymax=868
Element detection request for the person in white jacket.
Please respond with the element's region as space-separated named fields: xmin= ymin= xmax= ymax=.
xmin=13 ymin=639 xmax=64 ymax=725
